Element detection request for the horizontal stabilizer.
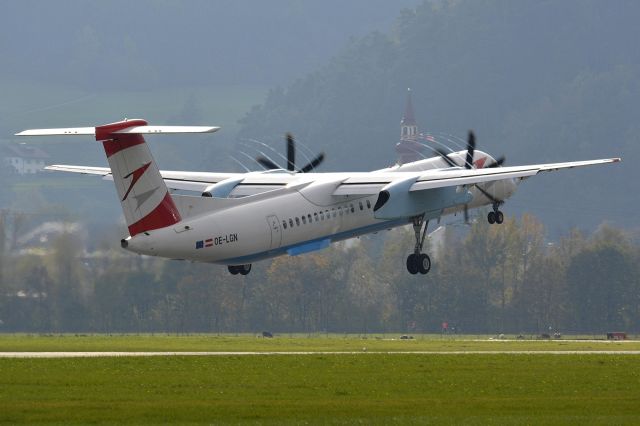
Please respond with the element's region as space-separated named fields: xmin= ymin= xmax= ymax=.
xmin=15 ymin=127 xmax=95 ymax=136
xmin=112 ymin=126 xmax=220 ymax=135
xmin=16 ymin=125 xmax=219 ymax=137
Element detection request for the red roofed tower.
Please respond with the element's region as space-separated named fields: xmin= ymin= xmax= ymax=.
xmin=395 ymin=88 xmax=426 ymax=164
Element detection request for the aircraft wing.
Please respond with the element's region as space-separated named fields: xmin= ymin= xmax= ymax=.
xmin=45 ymin=165 xmax=294 ymax=194
xmin=46 ymin=165 xmax=239 ymax=191
xmin=45 ymin=164 xmax=112 ymax=176
xmin=333 ymin=158 xmax=621 ymax=195
xmin=46 ymin=157 xmax=619 ymax=197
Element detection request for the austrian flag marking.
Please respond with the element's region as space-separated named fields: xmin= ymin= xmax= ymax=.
xmin=195 ymin=239 xmax=214 ymax=249
xmin=195 ymin=234 xmax=238 ymax=249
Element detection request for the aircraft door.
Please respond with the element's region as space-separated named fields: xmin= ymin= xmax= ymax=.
xmin=266 ymin=215 xmax=282 ymax=249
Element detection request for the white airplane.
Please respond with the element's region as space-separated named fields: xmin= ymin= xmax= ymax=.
xmin=17 ymin=119 xmax=620 ymax=275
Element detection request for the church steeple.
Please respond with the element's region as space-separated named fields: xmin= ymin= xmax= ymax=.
xmin=395 ymin=88 xmax=425 ymax=164
xmin=400 ymin=88 xmax=418 ymax=141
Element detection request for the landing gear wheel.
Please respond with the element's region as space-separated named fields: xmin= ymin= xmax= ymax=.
xmin=495 ymin=211 xmax=504 ymax=224
xmin=239 ymin=264 xmax=252 ymax=275
xmin=418 ymin=253 xmax=431 ymax=275
xmin=487 ymin=211 xmax=496 ymax=224
xmin=229 ymin=264 xmax=252 ymax=275
xmin=406 ymin=254 xmax=419 ymax=275
xmin=406 ymin=215 xmax=433 ymax=275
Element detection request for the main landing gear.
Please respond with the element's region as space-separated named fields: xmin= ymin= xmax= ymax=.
xmin=487 ymin=203 xmax=504 ymax=225
xmin=228 ymin=264 xmax=252 ymax=275
xmin=406 ymin=216 xmax=431 ymax=275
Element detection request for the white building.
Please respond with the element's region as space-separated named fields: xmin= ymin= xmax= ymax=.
xmin=3 ymin=143 xmax=49 ymax=175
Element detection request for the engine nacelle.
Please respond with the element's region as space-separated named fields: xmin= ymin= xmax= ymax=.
xmin=373 ymin=176 xmax=472 ymax=220
xmin=201 ymin=176 xmax=244 ymax=198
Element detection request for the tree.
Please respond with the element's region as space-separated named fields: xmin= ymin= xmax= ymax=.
xmin=44 ymin=231 xmax=89 ymax=332
xmin=566 ymin=226 xmax=639 ymax=332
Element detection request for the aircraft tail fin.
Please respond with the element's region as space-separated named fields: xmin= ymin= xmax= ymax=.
xmin=17 ymin=119 xmax=219 ymax=236
xmin=98 ymin=119 xmax=182 ymax=236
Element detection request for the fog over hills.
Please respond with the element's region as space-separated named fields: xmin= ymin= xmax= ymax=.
xmin=236 ymin=0 xmax=639 ymax=234
xmin=0 ymin=0 xmax=420 ymax=222
xmin=1 ymin=0 xmax=637 ymax=234
xmin=1 ymin=0 xmax=419 ymax=88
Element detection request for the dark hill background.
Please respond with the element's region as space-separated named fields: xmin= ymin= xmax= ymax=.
xmin=236 ymin=0 xmax=639 ymax=234
xmin=0 ymin=0 xmax=637 ymax=235
xmin=0 ymin=0 xmax=418 ymax=89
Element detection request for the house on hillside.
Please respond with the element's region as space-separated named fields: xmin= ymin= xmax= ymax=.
xmin=2 ymin=143 xmax=49 ymax=175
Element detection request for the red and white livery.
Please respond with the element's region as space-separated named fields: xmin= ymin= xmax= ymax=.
xmin=17 ymin=119 xmax=620 ymax=275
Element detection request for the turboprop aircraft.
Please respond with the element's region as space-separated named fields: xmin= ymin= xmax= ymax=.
xmin=16 ymin=119 xmax=620 ymax=275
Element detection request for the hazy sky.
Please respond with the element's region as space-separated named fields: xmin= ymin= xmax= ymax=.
xmin=1 ymin=0 xmax=422 ymax=88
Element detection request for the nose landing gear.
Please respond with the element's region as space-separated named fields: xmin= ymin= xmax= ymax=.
xmin=406 ymin=216 xmax=431 ymax=275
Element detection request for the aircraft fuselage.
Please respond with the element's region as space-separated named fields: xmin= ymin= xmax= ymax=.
xmin=123 ymin=173 xmax=517 ymax=265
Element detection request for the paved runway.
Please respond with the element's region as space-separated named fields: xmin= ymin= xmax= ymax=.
xmin=2 ymin=351 xmax=640 ymax=358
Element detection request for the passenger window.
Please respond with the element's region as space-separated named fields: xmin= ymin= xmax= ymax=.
xmin=314 ymin=212 xmax=318 ymax=222
xmin=302 ymin=216 xmax=307 ymax=225
xmin=295 ymin=217 xmax=300 ymax=226
xmin=308 ymin=214 xmax=312 ymax=223
xmin=350 ymin=204 xmax=355 ymax=213
xmin=289 ymin=218 xmax=294 ymax=227
xmin=359 ymin=201 xmax=363 ymax=211
xmin=282 ymin=220 xmax=287 ymax=229
xmin=366 ymin=200 xmax=371 ymax=209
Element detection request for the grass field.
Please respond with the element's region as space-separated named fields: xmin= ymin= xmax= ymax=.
xmin=1 ymin=335 xmax=639 ymax=424
xmin=1 ymin=333 xmax=639 ymax=353
xmin=1 ymin=353 xmax=639 ymax=424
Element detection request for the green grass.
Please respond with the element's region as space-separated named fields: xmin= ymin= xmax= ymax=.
xmin=1 ymin=354 xmax=639 ymax=424
xmin=1 ymin=333 xmax=639 ymax=352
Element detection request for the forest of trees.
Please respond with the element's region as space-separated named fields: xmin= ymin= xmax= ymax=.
xmin=1 ymin=213 xmax=638 ymax=335
xmin=1 ymin=2 xmax=638 ymax=335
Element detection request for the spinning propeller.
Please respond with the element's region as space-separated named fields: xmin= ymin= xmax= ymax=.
xmin=256 ymin=133 xmax=325 ymax=173
xmin=459 ymin=131 xmax=507 ymax=222
xmin=433 ymin=131 xmax=505 ymax=170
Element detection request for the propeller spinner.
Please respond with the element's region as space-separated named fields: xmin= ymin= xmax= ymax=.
xmin=434 ymin=131 xmax=506 ymax=170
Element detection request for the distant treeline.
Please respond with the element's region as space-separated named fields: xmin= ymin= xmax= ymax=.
xmin=1 ymin=214 xmax=638 ymax=334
